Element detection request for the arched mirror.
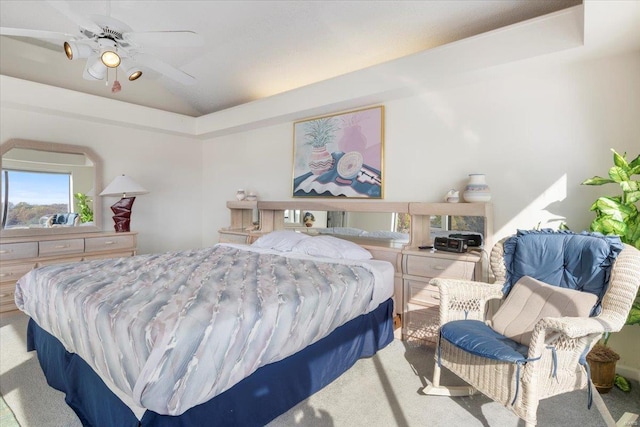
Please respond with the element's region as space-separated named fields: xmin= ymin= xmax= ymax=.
xmin=1 ymin=139 xmax=103 ymax=237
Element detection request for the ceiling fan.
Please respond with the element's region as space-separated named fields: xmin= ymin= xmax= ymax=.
xmin=0 ymin=0 xmax=203 ymax=87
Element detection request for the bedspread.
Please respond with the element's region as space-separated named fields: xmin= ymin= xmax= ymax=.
xmin=15 ymin=245 xmax=379 ymax=416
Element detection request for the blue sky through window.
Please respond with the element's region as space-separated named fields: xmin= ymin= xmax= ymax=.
xmin=3 ymin=170 xmax=71 ymax=206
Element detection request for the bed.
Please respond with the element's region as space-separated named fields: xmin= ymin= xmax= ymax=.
xmin=16 ymin=232 xmax=395 ymax=426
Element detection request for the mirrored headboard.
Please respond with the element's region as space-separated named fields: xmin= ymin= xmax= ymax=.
xmin=1 ymin=139 xmax=103 ymax=238
xmin=258 ymin=200 xmax=411 ymax=248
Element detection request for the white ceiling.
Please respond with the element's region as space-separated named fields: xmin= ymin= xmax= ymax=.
xmin=0 ymin=0 xmax=583 ymax=117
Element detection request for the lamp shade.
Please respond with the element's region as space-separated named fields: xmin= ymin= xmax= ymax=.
xmin=100 ymin=175 xmax=149 ymax=198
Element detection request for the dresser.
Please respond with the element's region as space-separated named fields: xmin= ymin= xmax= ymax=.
xmin=0 ymin=231 xmax=137 ymax=313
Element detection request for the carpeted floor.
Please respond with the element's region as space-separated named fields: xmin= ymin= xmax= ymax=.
xmin=1 ymin=311 xmax=638 ymax=427
xmin=1 ymin=394 xmax=19 ymax=427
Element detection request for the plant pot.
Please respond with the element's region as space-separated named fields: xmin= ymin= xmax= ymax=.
xmin=586 ymin=344 xmax=620 ymax=394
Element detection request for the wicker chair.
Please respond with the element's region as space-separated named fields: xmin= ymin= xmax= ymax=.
xmin=423 ymin=232 xmax=640 ymax=427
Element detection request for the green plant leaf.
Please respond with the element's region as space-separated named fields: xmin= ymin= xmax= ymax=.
xmin=627 ymin=300 xmax=640 ymax=325
xmin=620 ymin=180 xmax=639 ymax=192
xmin=614 ymin=374 xmax=631 ymax=392
xmin=609 ymin=166 xmax=629 ymax=183
xmin=592 ymin=216 xmax=627 ymax=235
xmin=625 ymin=190 xmax=640 ymax=204
xmin=612 ymin=150 xmax=629 ymax=169
xmin=582 ymin=176 xmax=614 ymax=186
xmin=629 ymin=154 xmax=640 ymax=170
xmin=594 ymin=198 xmax=634 ymax=221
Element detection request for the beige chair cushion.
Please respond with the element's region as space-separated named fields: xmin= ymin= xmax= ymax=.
xmin=491 ymin=275 xmax=598 ymax=345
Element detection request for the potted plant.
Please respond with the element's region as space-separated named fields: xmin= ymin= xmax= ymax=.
xmin=74 ymin=192 xmax=94 ymax=223
xmin=582 ymin=148 xmax=640 ymax=392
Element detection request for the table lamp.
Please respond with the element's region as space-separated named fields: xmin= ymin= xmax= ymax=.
xmin=99 ymin=175 xmax=148 ymax=232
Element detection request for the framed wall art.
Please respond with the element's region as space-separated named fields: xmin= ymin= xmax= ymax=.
xmin=292 ymin=105 xmax=384 ymax=198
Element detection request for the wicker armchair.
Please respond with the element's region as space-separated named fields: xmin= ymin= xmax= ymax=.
xmin=423 ymin=233 xmax=640 ymax=427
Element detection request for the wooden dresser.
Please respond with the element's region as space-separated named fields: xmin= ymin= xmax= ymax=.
xmin=0 ymin=231 xmax=137 ymax=313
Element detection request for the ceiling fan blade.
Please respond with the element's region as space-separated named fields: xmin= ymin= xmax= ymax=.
xmin=123 ymin=31 xmax=204 ymax=48
xmin=0 ymin=27 xmax=75 ymax=42
xmin=45 ymin=0 xmax=103 ymax=35
xmin=134 ymin=53 xmax=197 ymax=85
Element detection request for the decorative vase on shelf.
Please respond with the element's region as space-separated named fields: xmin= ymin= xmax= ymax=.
xmin=308 ymin=146 xmax=334 ymax=175
xmin=463 ymin=174 xmax=491 ymax=202
xmin=236 ymin=189 xmax=246 ymax=201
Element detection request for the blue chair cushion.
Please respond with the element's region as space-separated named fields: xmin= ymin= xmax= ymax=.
xmin=502 ymin=230 xmax=623 ymax=307
xmin=440 ymin=320 xmax=528 ymax=363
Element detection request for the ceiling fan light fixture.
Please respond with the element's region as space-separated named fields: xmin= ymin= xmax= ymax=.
xmin=121 ymin=59 xmax=143 ymax=81
xmin=63 ymin=41 xmax=92 ymax=60
xmin=84 ymin=55 xmax=107 ymax=80
xmin=98 ymin=38 xmax=121 ymax=68
xmin=128 ymin=70 xmax=142 ymax=81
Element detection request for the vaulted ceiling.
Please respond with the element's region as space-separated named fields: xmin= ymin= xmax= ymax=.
xmin=1 ymin=1 xmax=584 ymax=117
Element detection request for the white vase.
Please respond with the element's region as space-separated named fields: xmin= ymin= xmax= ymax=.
xmin=236 ymin=189 xmax=246 ymax=201
xmin=463 ymin=174 xmax=491 ymax=202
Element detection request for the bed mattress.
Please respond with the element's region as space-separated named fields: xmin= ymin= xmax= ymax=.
xmin=16 ymin=243 xmax=394 ymax=418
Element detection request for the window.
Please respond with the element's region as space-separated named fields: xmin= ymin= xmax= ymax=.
xmin=2 ymin=169 xmax=72 ymax=229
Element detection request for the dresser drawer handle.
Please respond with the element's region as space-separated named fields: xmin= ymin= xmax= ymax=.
xmin=0 ymin=250 xmax=10 ymax=254
xmin=53 ymin=244 xmax=70 ymax=249
xmin=103 ymin=241 xmax=115 ymax=245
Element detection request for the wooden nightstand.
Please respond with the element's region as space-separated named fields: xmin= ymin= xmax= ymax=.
xmin=401 ymin=248 xmax=482 ymax=344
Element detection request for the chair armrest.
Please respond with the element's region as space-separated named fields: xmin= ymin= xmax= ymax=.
xmin=527 ymin=316 xmax=610 ymax=359
xmin=430 ymin=278 xmax=504 ymax=324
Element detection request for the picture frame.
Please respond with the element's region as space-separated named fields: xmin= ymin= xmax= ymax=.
xmin=292 ymin=105 xmax=384 ymax=198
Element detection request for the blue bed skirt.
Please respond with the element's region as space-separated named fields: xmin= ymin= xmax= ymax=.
xmin=27 ymin=298 xmax=394 ymax=427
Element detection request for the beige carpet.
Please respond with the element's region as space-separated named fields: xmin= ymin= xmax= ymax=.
xmin=1 ymin=311 xmax=638 ymax=427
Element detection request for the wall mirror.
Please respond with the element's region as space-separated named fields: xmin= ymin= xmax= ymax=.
xmin=1 ymin=139 xmax=103 ymax=238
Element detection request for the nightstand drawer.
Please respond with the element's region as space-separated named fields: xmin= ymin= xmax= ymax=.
xmin=85 ymin=235 xmax=135 ymax=253
xmin=407 ymin=280 xmax=439 ymax=306
xmin=0 ymin=242 xmax=38 ymax=261
xmin=39 ymin=239 xmax=84 ymax=257
xmin=405 ymin=255 xmax=475 ymax=280
xmin=0 ymin=263 xmax=36 ymax=284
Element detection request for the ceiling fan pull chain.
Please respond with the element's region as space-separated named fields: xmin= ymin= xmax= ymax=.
xmin=112 ymin=68 xmax=122 ymax=93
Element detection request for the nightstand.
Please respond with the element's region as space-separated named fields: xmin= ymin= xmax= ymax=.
xmin=401 ymin=247 xmax=482 ymax=344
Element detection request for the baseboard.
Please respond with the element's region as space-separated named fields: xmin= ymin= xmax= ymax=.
xmin=616 ymin=364 xmax=640 ymax=382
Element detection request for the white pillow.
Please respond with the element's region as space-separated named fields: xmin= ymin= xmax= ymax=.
xmin=491 ymin=275 xmax=598 ymax=345
xmin=251 ymin=230 xmax=311 ymax=252
xmin=291 ymin=235 xmax=372 ymax=260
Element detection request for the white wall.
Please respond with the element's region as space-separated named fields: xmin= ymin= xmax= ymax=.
xmin=0 ymin=108 xmax=203 ymax=254
xmin=202 ymin=51 xmax=640 ymax=375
